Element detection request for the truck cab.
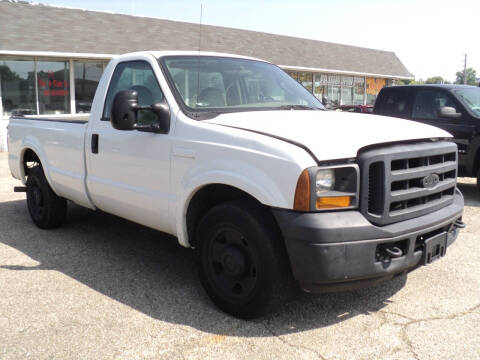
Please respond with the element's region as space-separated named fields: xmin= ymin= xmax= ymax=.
xmin=373 ymin=84 xmax=480 ymax=189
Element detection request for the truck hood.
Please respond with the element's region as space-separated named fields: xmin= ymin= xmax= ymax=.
xmin=204 ymin=110 xmax=452 ymax=161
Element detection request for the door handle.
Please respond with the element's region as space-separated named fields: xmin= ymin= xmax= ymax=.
xmin=91 ymin=134 xmax=99 ymax=154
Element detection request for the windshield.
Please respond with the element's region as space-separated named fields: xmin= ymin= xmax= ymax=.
xmin=161 ymin=56 xmax=324 ymax=117
xmin=454 ymin=88 xmax=480 ymax=117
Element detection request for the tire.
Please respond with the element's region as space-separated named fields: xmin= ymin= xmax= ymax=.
xmin=196 ymin=200 xmax=293 ymax=319
xmin=477 ymin=168 xmax=480 ymax=193
xmin=26 ymin=165 xmax=67 ymax=229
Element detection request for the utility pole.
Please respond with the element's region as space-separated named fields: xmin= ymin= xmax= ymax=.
xmin=463 ymin=53 xmax=467 ymax=85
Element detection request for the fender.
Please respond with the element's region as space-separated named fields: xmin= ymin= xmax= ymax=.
xmin=174 ymin=169 xmax=291 ymax=247
xmin=18 ymin=140 xmax=59 ymax=195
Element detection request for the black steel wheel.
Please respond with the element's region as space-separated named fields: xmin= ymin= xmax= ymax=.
xmin=26 ymin=166 xmax=67 ymax=229
xmin=196 ymin=200 xmax=293 ymax=318
xmin=205 ymin=227 xmax=258 ymax=303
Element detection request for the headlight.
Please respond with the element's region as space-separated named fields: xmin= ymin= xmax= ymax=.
xmin=294 ymin=164 xmax=359 ymax=211
xmin=316 ymin=169 xmax=335 ymax=195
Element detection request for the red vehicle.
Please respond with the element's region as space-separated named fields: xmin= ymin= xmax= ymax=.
xmin=339 ymin=104 xmax=374 ymax=113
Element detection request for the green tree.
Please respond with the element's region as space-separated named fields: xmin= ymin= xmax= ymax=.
xmin=425 ymin=76 xmax=449 ymax=84
xmin=0 ymin=65 xmax=20 ymax=81
xmin=455 ymin=67 xmax=477 ymax=85
xmin=411 ymin=79 xmax=425 ymax=85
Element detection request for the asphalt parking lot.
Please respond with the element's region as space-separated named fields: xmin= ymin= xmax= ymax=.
xmin=0 ymin=152 xmax=479 ymax=360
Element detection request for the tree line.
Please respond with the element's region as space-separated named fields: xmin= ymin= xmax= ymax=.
xmin=399 ymin=67 xmax=478 ymax=86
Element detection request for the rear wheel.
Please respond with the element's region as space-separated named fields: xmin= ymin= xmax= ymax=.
xmin=196 ymin=200 xmax=293 ymax=318
xmin=26 ymin=166 xmax=67 ymax=229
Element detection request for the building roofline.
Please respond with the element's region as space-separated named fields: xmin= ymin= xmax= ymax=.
xmin=279 ymin=64 xmax=414 ymax=80
xmin=0 ymin=50 xmax=115 ymax=60
xmin=0 ymin=50 xmax=414 ymax=80
xmin=0 ymin=50 xmax=414 ymax=79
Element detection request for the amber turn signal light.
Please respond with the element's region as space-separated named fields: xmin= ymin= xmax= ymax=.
xmin=293 ymin=169 xmax=310 ymax=211
xmin=316 ymin=196 xmax=351 ymax=209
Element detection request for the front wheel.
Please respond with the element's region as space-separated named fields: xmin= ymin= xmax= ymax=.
xmin=196 ymin=200 xmax=293 ymax=318
xmin=477 ymin=168 xmax=480 ymax=193
xmin=26 ymin=166 xmax=67 ymax=229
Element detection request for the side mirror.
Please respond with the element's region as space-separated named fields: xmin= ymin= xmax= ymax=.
xmin=111 ymin=90 xmax=138 ymax=130
xmin=439 ymin=106 xmax=462 ymax=119
xmin=111 ymin=90 xmax=170 ymax=133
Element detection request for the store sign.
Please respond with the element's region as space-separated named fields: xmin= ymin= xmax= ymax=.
xmin=316 ymin=74 xmax=357 ymax=87
xmin=341 ymin=76 xmax=354 ymax=87
xmin=328 ymin=74 xmax=341 ymax=85
xmin=38 ymin=71 xmax=68 ymax=97
xmin=317 ymin=74 xmax=329 ymax=85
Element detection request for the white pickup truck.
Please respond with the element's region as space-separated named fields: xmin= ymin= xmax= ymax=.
xmin=8 ymin=51 xmax=465 ymax=318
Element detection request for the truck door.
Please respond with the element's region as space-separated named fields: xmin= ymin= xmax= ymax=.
xmin=86 ymin=60 xmax=173 ymax=233
xmin=411 ymin=89 xmax=475 ymax=141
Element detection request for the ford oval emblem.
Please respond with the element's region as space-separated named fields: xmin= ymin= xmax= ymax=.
xmin=422 ymin=174 xmax=440 ymax=188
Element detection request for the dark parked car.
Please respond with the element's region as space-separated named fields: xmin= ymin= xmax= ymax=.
xmin=373 ymin=84 xmax=480 ymax=190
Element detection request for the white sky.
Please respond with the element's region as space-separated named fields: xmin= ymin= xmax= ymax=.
xmin=42 ymin=0 xmax=480 ymax=82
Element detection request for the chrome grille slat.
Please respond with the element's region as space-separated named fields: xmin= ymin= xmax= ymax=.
xmin=359 ymin=141 xmax=458 ymax=226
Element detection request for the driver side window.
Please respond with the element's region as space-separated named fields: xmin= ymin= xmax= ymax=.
xmin=412 ymin=90 xmax=457 ymax=120
xmin=103 ymin=61 xmax=164 ymax=125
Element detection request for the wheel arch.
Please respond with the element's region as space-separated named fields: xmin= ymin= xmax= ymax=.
xmin=178 ymin=179 xmax=287 ymax=248
xmin=174 ymin=168 xmax=292 ymax=248
xmin=186 ymin=184 xmax=263 ymax=247
xmin=19 ymin=146 xmax=56 ymax=193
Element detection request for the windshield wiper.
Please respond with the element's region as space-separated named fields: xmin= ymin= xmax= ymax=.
xmin=278 ymin=104 xmax=319 ymax=110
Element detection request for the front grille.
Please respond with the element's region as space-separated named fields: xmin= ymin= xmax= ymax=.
xmin=359 ymin=141 xmax=457 ymax=226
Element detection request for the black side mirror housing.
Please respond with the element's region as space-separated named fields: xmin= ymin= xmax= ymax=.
xmin=439 ymin=106 xmax=462 ymax=119
xmin=111 ymin=90 xmax=138 ymax=130
xmin=111 ymin=90 xmax=170 ymax=133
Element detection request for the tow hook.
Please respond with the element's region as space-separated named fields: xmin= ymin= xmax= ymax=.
xmin=454 ymin=219 xmax=466 ymax=229
xmin=376 ymin=245 xmax=404 ymax=263
xmin=384 ymin=246 xmax=403 ymax=258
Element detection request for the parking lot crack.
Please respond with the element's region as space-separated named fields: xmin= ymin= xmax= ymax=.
xmin=395 ymin=303 xmax=480 ymax=360
xmin=378 ymin=309 xmax=415 ymax=323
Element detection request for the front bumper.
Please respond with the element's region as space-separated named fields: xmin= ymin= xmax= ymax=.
xmin=273 ymin=190 xmax=464 ymax=293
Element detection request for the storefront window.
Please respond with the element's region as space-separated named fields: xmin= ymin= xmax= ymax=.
xmin=341 ymin=87 xmax=354 ymax=105
xmin=74 ymin=62 xmax=104 ymax=113
xmin=313 ymin=73 xmax=328 ymax=100
xmin=37 ymin=61 xmax=70 ymax=114
xmin=353 ymin=77 xmax=365 ymax=105
xmin=327 ymin=86 xmax=341 ymax=106
xmin=340 ymin=76 xmax=354 ymax=105
xmin=0 ymin=59 xmax=36 ymax=116
xmin=297 ymin=72 xmax=313 ymax=93
xmin=285 ymin=71 xmax=297 ymax=81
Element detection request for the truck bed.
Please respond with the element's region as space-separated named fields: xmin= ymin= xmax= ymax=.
xmin=7 ymin=114 xmax=92 ymax=208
